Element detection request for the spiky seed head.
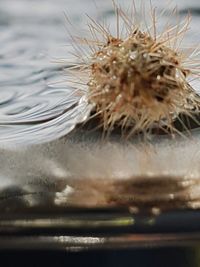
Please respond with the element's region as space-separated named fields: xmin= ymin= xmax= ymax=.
xmin=66 ymin=1 xmax=200 ymax=137
xmin=88 ymin=28 xmax=196 ymax=134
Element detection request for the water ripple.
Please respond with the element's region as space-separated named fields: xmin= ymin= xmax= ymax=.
xmin=0 ymin=0 xmax=199 ymax=146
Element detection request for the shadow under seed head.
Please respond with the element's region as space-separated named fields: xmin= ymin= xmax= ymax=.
xmin=88 ymin=29 xmax=198 ymax=135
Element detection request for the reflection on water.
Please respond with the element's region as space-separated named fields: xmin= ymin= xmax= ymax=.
xmin=0 ymin=128 xmax=200 ymax=213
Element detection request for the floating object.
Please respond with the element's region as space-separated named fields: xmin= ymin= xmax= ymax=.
xmin=0 ymin=1 xmax=200 ymax=145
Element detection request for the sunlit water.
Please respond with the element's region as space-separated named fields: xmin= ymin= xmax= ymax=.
xmin=0 ymin=0 xmax=200 ymax=212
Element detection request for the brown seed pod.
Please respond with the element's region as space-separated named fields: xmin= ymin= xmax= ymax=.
xmin=66 ymin=1 xmax=200 ymax=138
xmin=88 ymin=32 xmax=192 ymax=135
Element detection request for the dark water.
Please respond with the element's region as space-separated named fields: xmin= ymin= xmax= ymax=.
xmin=0 ymin=248 xmax=199 ymax=267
